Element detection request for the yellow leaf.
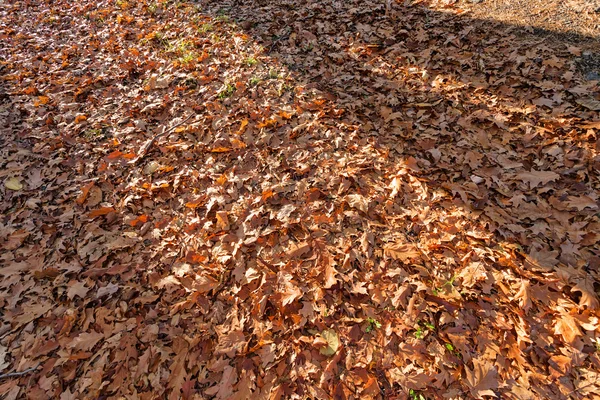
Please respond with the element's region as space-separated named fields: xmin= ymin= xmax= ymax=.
xmin=319 ymin=329 xmax=339 ymax=356
xmin=5 ymin=177 xmax=23 ymax=191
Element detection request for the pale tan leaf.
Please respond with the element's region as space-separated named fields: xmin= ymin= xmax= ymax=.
xmin=319 ymin=329 xmax=340 ymax=356
xmin=4 ymin=177 xmax=23 ymax=191
xmin=346 ymin=194 xmax=369 ymax=213
xmin=0 ymin=345 xmax=9 ymax=371
xmin=68 ymin=331 xmax=104 ymax=351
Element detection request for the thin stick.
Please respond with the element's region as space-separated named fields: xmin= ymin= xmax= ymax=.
xmin=0 ymin=364 xmax=40 ymax=380
xmin=129 ymin=113 xmax=195 ymax=165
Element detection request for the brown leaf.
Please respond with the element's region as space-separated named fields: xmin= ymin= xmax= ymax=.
xmin=67 ymin=331 xmax=104 ymax=351
xmin=384 ymin=242 xmax=421 ymax=262
xmin=215 ymin=329 xmax=245 ymax=356
xmin=516 ymin=170 xmax=560 ymax=189
xmin=465 ymin=358 xmax=499 ymax=399
xmin=565 ymin=195 xmax=598 ymax=211
xmin=571 ymin=278 xmax=599 ymax=310
xmin=576 ymin=97 xmax=600 ymax=111
xmin=554 ymin=312 xmax=581 ymax=345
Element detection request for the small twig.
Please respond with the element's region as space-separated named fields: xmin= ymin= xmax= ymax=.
xmin=0 ymin=364 xmax=40 ymax=380
xmin=268 ymin=28 xmax=292 ymax=53
xmin=129 ymin=113 xmax=195 ymax=165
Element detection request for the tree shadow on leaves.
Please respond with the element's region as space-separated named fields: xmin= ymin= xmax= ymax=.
xmin=191 ymin=0 xmax=600 ymax=398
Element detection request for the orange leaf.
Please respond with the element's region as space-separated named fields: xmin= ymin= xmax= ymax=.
xmin=23 ymin=86 xmax=38 ymax=95
xmin=185 ymin=251 xmax=207 ymax=264
xmin=313 ymin=214 xmax=333 ymax=224
xmin=209 ymin=147 xmax=232 ymax=153
xmin=76 ymin=182 xmax=95 ymax=205
xmin=89 ymin=207 xmax=115 ymax=218
xmin=236 ymin=119 xmax=248 ymax=135
xmin=186 ymin=197 xmax=205 ymax=209
xmin=216 ymin=174 xmax=228 ymax=185
xmin=36 ymin=95 xmax=50 ymax=106
xmin=74 ymin=115 xmax=88 ymax=124
xmin=129 ymin=214 xmax=149 ymax=227
xmin=230 ymin=138 xmax=246 ymax=149
xmin=279 ymin=110 xmax=293 ymax=119
xmin=106 ymin=151 xmax=123 ymax=160
xmin=261 ymin=189 xmax=274 ymax=202
xmin=257 ymin=118 xmax=277 ymax=128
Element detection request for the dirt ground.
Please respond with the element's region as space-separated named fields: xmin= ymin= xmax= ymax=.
xmin=426 ymin=0 xmax=600 ymax=79
xmin=452 ymin=0 xmax=600 ymax=39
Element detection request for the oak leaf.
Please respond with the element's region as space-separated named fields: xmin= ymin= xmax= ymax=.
xmin=516 ymin=170 xmax=559 ymax=189
xmin=576 ymin=97 xmax=600 ymax=111
xmin=566 ymin=195 xmax=598 ymax=211
xmin=215 ymin=329 xmax=245 ymax=356
xmin=384 ymin=242 xmax=421 ymax=262
xmin=554 ymin=312 xmax=581 ymax=345
xmin=68 ymin=331 xmax=104 ymax=351
xmin=465 ymin=358 xmax=498 ymax=399
xmin=571 ymin=278 xmax=599 ymax=309
xmin=346 ymin=194 xmax=369 ymax=213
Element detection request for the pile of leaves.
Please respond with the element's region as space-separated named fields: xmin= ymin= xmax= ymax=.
xmin=1 ymin=0 xmax=599 ymax=398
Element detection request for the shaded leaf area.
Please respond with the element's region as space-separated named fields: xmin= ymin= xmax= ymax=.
xmin=1 ymin=0 xmax=600 ymax=398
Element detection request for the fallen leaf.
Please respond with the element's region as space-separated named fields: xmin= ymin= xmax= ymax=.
xmin=465 ymin=358 xmax=499 ymax=399
xmin=576 ymin=97 xmax=600 ymax=111
xmin=319 ymin=329 xmax=340 ymax=356
xmin=88 ymin=207 xmax=116 ymax=218
xmin=5 ymin=177 xmax=23 ymax=191
xmin=384 ymin=242 xmax=421 ymax=262
xmin=346 ymin=194 xmax=369 ymax=213
xmin=554 ymin=312 xmax=581 ymax=345
xmin=516 ymin=170 xmax=560 ymax=189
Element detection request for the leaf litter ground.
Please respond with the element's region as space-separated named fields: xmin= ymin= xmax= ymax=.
xmin=1 ymin=0 xmax=600 ymax=398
